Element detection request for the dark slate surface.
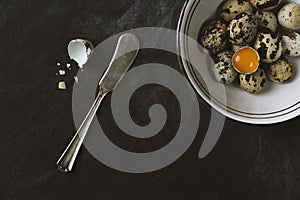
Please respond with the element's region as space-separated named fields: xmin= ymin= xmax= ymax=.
xmin=1 ymin=0 xmax=300 ymax=199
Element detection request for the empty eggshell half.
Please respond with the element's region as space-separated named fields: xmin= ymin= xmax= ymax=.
xmin=67 ymin=39 xmax=94 ymax=68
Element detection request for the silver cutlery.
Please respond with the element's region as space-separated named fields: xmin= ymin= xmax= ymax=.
xmin=56 ymin=33 xmax=140 ymax=173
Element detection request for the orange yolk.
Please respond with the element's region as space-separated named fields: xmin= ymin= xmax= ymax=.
xmin=233 ymin=47 xmax=259 ymax=74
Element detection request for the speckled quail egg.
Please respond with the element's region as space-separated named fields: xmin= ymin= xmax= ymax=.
xmin=253 ymin=31 xmax=282 ymax=63
xmin=278 ymin=3 xmax=300 ymax=30
xmin=228 ymin=12 xmax=258 ymax=45
xmin=255 ymin=10 xmax=278 ymax=32
xmin=239 ymin=68 xmax=267 ymax=93
xmin=268 ymin=58 xmax=293 ymax=83
xmin=200 ymin=20 xmax=228 ymax=54
xmin=220 ymin=0 xmax=254 ymax=22
xmin=250 ymin=0 xmax=281 ymax=10
xmin=213 ymin=50 xmax=238 ymax=84
xmin=281 ymin=30 xmax=300 ymax=57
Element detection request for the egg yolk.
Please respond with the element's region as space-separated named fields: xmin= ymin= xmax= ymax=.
xmin=233 ymin=47 xmax=259 ymax=74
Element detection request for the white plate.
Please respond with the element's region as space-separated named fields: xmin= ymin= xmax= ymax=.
xmin=177 ymin=0 xmax=300 ymax=124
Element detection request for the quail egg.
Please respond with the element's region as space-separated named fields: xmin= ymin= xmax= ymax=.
xmin=200 ymin=20 xmax=228 ymax=54
xmin=250 ymin=0 xmax=281 ymax=10
xmin=228 ymin=12 xmax=258 ymax=45
xmin=278 ymin=3 xmax=300 ymax=31
xmin=253 ymin=31 xmax=282 ymax=63
xmin=255 ymin=10 xmax=278 ymax=32
xmin=268 ymin=58 xmax=293 ymax=83
xmin=213 ymin=50 xmax=238 ymax=84
xmin=281 ymin=30 xmax=300 ymax=57
xmin=220 ymin=0 xmax=254 ymax=22
xmin=239 ymin=68 xmax=267 ymax=93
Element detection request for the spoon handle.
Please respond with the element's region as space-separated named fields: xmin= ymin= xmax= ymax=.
xmin=56 ymin=90 xmax=107 ymax=173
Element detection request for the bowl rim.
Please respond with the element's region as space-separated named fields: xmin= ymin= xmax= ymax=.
xmin=176 ymin=0 xmax=300 ymax=124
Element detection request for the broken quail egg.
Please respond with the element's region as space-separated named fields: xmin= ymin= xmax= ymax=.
xmin=278 ymin=3 xmax=300 ymax=30
xmin=220 ymin=0 xmax=254 ymax=22
xmin=255 ymin=10 xmax=278 ymax=32
xmin=253 ymin=30 xmax=282 ymax=63
xmin=233 ymin=46 xmax=260 ymax=74
xmin=200 ymin=20 xmax=228 ymax=54
xmin=231 ymin=44 xmax=243 ymax=52
xmin=228 ymin=12 xmax=258 ymax=45
xmin=250 ymin=0 xmax=281 ymax=10
xmin=213 ymin=50 xmax=238 ymax=84
xmin=268 ymin=58 xmax=293 ymax=83
xmin=239 ymin=68 xmax=267 ymax=93
xmin=281 ymin=30 xmax=300 ymax=57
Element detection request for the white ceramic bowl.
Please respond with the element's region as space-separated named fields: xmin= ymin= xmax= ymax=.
xmin=177 ymin=0 xmax=300 ymax=124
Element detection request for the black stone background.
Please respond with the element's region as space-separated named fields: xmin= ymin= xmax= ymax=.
xmin=1 ymin=0 xmax=300 ymax=199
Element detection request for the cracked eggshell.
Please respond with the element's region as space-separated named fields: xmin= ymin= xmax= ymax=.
xmin=250 ymin=0 xmax=281 ymax=10
xmin=278 ymin=3 xmax=300 ymax=30
xmin=200 ymin=20 xmax=228 ymax=54
xmin=213 ymin=50 xmax=238 ymax=84
xmin=239 ymin=68 xmax=267 ymax=93
xmin=268 ymin=58 xmax=293 ymax=83
xmin=255 ymin=10 xmax=278 ymax=32
xmin=253 ymin=31 xmax=282 ymax=63
xmin=220 ymin=0 xmax=254 ymax=22
xmin=58 ymin=81 xmax=67 ymax=90
xmin=68 ymin=39 xmax=94 ymax=68
xmin=231 ymin=44 xmax=243 ymax=52
xmin=281 ymin=30 xmax=300 ymax=57
xmin=228 ymin=12 xmax=258 ymax=45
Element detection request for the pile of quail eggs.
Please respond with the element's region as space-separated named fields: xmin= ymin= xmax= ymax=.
xmin=199 ymin=0 xmax=300 ymax=93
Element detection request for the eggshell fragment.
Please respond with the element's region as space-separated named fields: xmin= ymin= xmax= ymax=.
xmin=58 ymin=81 xmax=67 ymax=90
xmin=58 ymin=70 xmax=66 ymax=76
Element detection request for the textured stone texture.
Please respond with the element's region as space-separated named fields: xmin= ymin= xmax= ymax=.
xmin=0 ymin=0 xmax=300 ymax=200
